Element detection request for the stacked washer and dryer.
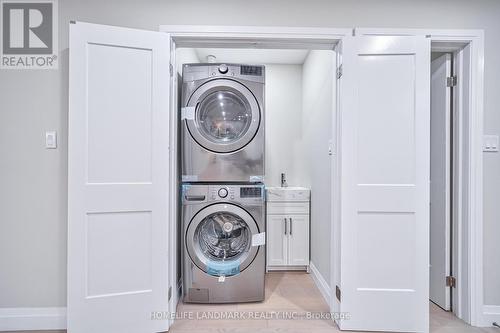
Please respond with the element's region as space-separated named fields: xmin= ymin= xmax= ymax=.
xmin=181 ymin=63 xmax=266 ymax=303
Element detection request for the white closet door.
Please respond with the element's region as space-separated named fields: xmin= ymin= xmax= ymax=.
xmin=68 ymin=22 xmax=171 ymax=333
xmin=339 ymin=35 xmax=430 ymax=332
xmin=430 ymin=54 xmax=452 ymax=311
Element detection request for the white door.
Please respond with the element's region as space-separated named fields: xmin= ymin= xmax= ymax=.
xmin=68 ymin=22 xmax=171 ymax=333
xmin=339 ymin=35 xmax=430 ymax=332
xmin=429 ymin=54 xmax=452 ymax=311
xmin=266 ymin=215 xmax=287 ymax=266
xmin=287 ymin=215 xmax=309 ymax=266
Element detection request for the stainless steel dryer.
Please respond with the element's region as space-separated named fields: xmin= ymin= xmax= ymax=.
xmin=182 ymin=183 xmax=265 ymax=303
xmin=181 ymin=63 xmax=265 ymax=183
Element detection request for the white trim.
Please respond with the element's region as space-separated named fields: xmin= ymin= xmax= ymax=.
xmin=267 ymin=266 xmax=309 ymax=271
xmin=160 ymin=25 xmax=351 ymax=38
xmin=355 ymin=28 xmax=483 ymax=39
xmin=159 ymin=25 xmax=349 ymax=50
xmin=167 ymin=33 xmax=178 ymax=330
xmin=483 ymin=305 xmax=500 ymax=327
xmin=0 ymin=307 xmax=66 ymax=331
xmin=354 ymin=27 xmax=485 ymax=327
xmin=310 ymin=262 xmax=331 ymax=307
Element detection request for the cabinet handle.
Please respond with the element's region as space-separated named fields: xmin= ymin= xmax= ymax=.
xmin=290 ymin=217 xmax=293 ymax=235
xmin=284 ymin=217 xmax=287 ymax=235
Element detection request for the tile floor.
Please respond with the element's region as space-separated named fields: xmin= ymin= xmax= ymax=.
xmin=5 ymin=272 xmax=499 ymax=333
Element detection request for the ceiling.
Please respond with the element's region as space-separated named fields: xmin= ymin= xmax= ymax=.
xmin=194 ymin=48 xmax=310 ymax=65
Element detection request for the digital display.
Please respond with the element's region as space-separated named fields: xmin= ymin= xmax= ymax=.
xmin=240 ymin=65 xmax=263 ymax=76
xmin=240 ymin=187 xmax=262 ymax=198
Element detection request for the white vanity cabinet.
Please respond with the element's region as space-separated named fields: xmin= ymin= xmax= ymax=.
xmin=266 ymin=187 xmax=310 ymax=271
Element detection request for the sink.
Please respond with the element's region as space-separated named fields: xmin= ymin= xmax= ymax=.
xmin=266 ymin=186 xmax=310 ymax=202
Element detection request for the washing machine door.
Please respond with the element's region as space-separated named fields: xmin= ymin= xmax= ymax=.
xmin=186 ymin=203 xmax=260 ymax=276
xmin=185 ymin=79 xmax=261 ymax=153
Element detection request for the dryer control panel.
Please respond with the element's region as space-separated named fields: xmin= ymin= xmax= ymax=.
xmin=182 ymin=63 xmax=265 ymax=84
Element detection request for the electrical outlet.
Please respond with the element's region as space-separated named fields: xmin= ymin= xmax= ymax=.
xmin=483 ymin=135 xmax=499 ymax=152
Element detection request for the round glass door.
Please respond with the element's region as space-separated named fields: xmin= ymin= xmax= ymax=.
xmin=197 ymin=91 xmax=252 ymax=143
xmin=185 ymin=79 xmax=261 ymax=153
xmin=186 ymin=203 xmax=260 ymax=276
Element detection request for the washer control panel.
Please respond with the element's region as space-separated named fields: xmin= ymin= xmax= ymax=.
xmin=208 ymin=185 xmax=264 ymax=204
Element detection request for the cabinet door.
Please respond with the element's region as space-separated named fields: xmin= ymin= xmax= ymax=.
xmin=287 ymin=215 xmax=309 ymax=266
xmin=266 ymin=215 xmax=288 ymax=266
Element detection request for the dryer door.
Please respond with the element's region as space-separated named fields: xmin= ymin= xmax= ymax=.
xmin=186 ymin=203 xmax=260 ymax=276
xmin=185 ymin=79 xmax=261 ymax=153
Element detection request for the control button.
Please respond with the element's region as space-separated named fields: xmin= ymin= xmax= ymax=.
xmin=218 ymin=64 xmax=229 ymax=74
xmin=218 ymin=188 xmax=228 ymax=198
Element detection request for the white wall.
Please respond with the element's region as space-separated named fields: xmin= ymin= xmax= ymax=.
xmin=300 ymin=50 xmax=336 ymax=286
xmin=265 ymin=54 xmax=335 ymax=288
xmin=1 ymin=0 xmax=500 ymax=311
xmin=265 ymin=65 xmax=303 ymax=187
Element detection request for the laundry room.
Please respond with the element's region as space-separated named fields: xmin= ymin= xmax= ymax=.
xmin=168 ymin=43 xmax=338 ymax=329
xmin=4 ymin=1 xmax=500 ymax=331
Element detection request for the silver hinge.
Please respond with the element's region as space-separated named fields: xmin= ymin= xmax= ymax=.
xmin=336 ymin=65 xmax=343 ymax=79
xmin=447 ymin=76 xmax=457 ymax=87
xmin=169 ymin=63 xmax=174 ymax=77
xmin=335 ymin=285 xmax=341 ymax=302
xmin=446 ymin=276 xmax=456 ymax=288
xmin=168 ymin=286 xmax=172 ymax=301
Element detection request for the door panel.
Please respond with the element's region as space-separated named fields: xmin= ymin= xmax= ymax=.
xmin=430 ymin=53 xmax=452 ymax=311
xmin=266 ymin=215 xmax=287 ymax=266
xmin=339 ymin=35 xmax=430 ymax=332
xmin=287 ymin=215 xmax=309 ymax=266
xmin=68 ymin=22 xmax=170 ymax=333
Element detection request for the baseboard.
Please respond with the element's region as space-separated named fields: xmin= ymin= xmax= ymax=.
xmin=0 ymin=307 xmax=66 ymax=331
xmin=482 ymin=305 xmax=500 ymax=327
xmin=309 ymin=262 xmax=331 ymax=307
xmin=266 ymin=266 xmax=308 ymax=271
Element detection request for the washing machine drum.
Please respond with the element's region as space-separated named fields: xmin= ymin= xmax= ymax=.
xmin=186 ymin=203 xmax=260 ymax=276
xmin=185 ymin=79 xmax=261 ymax=153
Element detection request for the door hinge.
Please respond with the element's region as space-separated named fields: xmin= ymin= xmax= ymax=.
xmin=335 ymin=285 xmax=341 ymax=302
xmin=336 ymin=65 xmax=343 ymax=79
xmin=168 ymin=286 xmax=172 ymax=301
xmin=447 ymin=76 xmax=457 ymax=87
xmin=169 ymin=63 xmax=174 ymax=77
xmin=446 ymin=276 xmax=456 ymax=288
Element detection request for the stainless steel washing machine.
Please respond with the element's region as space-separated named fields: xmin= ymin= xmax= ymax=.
xmin=182 ymin=183 xmax=265 ymax=303
xmin=181 ymin=63 xmax=265 ymax=183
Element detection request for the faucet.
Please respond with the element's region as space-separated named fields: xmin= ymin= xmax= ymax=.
xmin=281 ymin=173 xmax=288 ymax=187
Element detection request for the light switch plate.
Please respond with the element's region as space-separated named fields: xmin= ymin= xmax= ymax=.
xmin=45 ymin=131 xmax=57 ymax=149
xmin=483 ymin=135 xmax=499 ymax=152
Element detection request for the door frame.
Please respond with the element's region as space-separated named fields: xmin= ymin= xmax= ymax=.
xmin=160 ymin=25 xmax=348 ymax=328
xmin=159 ymin=25 xmax=485 ymax=328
